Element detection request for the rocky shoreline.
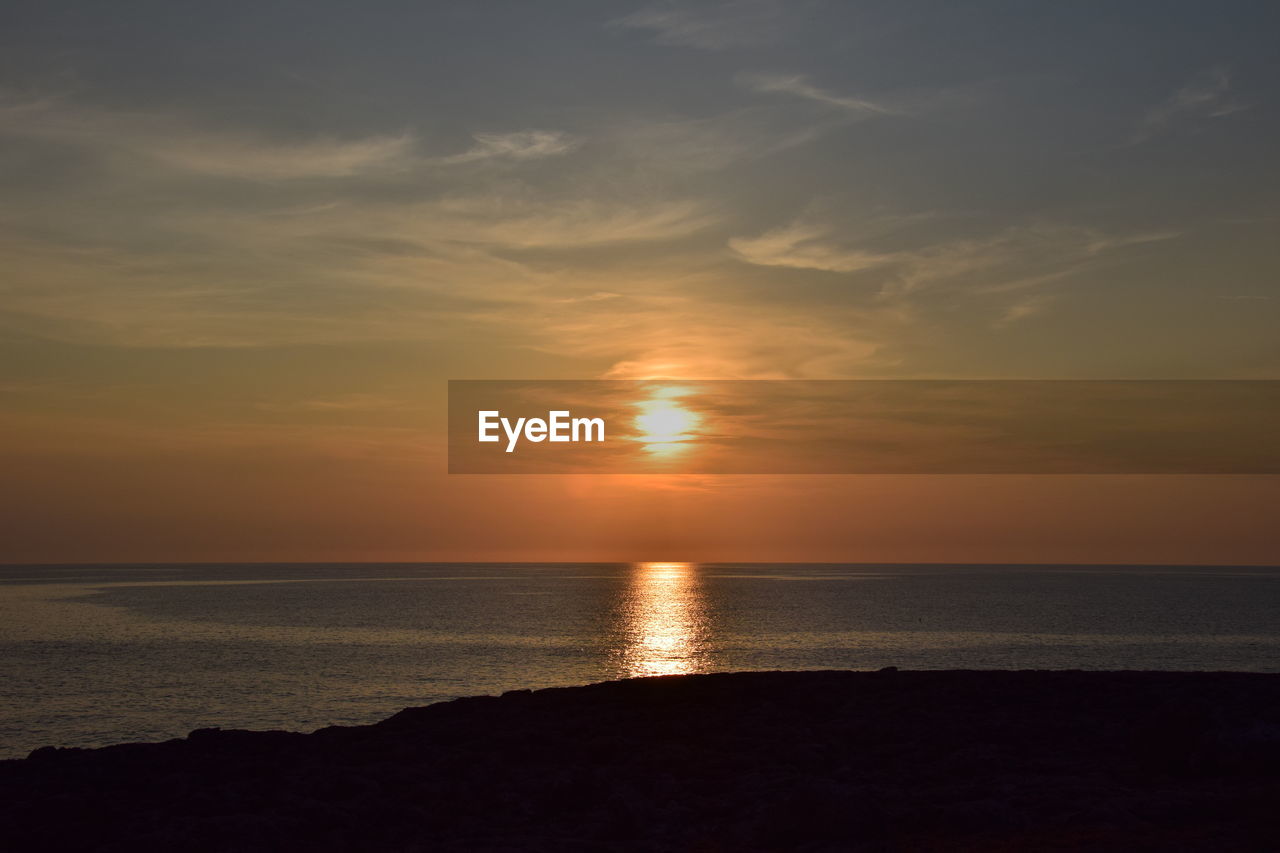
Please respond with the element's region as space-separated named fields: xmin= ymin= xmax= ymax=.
xmin=3 ymin=669 xmax=1279 ymax=851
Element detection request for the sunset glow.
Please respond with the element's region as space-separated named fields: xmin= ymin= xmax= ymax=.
xmin=634 ymin=386 xmax=702 ymax=458
xmin=0 ymin=2 xmax=1276 ymax=565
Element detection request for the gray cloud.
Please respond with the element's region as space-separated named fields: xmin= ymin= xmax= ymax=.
xmin=740 ymin=73 xmax=897 ymax=116
xmin=435 ymin=130 xmax=580 ymax=165
xmin=1132 ymin=68 xmax=1249 ymax=144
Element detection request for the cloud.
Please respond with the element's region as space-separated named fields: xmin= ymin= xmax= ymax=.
xmin=0 ymin=186 xmax=722 ymax=349
xmin=0 ymin=93 xmax=415 ymax=179
xmin=0 ymin=90 xmax=903 ymax=377
xmin=729 ymin=222 xmax=890 ymax=273
xmin=613 ymin=0 xmax=787 ymax=50
xmin=605 ymin=75 xmax=896 ymax=176
xmin=994 ymin=294 xmax=1054 ymax=327
xmin=1132 ymin=68 xmax=1249 ymax=143
xmin=740 ymin=73 xmax=896 ymax=116
xmin=0 ymin=93 xmax=724 ymax=350
xmin=160 ymin=135 xmax=415 ymax=179
xmin=729 ymin=216 xmax=1181 ymax=325
xmin=540 ymin=286 xmax=890 ymax=379
xmin=436 ymin=130 xmax=579 ymax=165
xmin=731 ymin=218 xmax=1178 ymax=286
xmin=610 ymin=107 xmax=828 ymax=172
xmin=0 ymin=93 xmax=579 ymax=180
xmin=420 ymin=196 xmax=715 ymax=248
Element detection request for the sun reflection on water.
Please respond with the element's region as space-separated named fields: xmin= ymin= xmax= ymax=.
xmin=618 ymin=561 xmax=709 ymax=677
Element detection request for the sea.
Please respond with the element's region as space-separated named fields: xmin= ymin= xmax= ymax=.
xmin=2 ymin=562 xmax=1277 ymax=759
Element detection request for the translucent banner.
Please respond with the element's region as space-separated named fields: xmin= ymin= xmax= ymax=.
xmin=448 ymin=380 xmax=1280 ymax=474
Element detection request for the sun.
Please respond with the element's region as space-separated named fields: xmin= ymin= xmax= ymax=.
xmin=636 ymin=402 xmax=698 ymax=444
xmin=633 ymin=385 xmax=701 ymax=457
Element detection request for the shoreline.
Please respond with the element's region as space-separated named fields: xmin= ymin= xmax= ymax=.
xmin=3 ymin=669 xmax=1279 ymax=851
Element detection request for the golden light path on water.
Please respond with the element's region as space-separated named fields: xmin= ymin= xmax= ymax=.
xmin=619 ymin=562 xmax=710 ymax=677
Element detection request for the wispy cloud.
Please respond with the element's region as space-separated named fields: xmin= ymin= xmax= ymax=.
xmin=407 ymin=196 xmax=717 ymax=248
xmin=0 ymin=93 xmax=721 ymax=350
xmin=994 ymin=293 xmax=1054 ymax=327
xmin=151 ymin=134 xmax=416 ymax=180
xmin=612 ymin=0 xmax=788 ymax=50
xmin=1131 ymin=68 xmax=1249 ymax=144
xmin=729 ymin=216 xmax=1181 ymax=326
xmin=0 ymin=93 xmax=579 ymax=179
xmin=740 ymin=73 xmax=897 ymax=116
xmin=0 ymin=93 xmax=415 ymax=179
xmin=729 ymin=221 xmax=890 ymax=273
xmin=435 ymin=130 xmax=579 ymax=165
xmin=610 ymin=107 xmax=828 ymax=172
xmin=602 ymin=74 xmax=895 ymax=176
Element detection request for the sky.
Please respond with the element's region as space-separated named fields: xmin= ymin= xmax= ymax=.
xmin=2 ymin=1 xmax=1278 ymax=563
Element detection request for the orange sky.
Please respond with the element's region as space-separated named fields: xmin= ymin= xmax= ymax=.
xmin=2 ymin=3 xmax=1278 ymax=564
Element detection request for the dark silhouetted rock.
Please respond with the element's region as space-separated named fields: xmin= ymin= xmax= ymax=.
xmin=2 ymin=670 xmax=1278 ymax=851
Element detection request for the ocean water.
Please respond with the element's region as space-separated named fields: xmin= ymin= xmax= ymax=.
xmin=1 ymin=562 xmax=1278 ymax=759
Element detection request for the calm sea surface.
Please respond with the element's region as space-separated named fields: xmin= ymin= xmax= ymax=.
xmin=2 ymin=562 xmax=1278 ymax=758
